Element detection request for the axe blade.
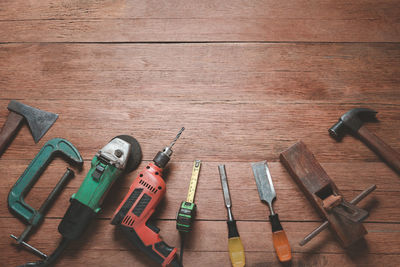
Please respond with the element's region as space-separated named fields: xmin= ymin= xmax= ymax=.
xmin=7 ymin=100 xmax=58 ymax=143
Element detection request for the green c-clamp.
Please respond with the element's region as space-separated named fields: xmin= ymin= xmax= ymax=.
xmin=8 ymin=138 xmax=83 ymax=253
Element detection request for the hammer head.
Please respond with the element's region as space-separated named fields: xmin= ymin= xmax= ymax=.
xmin=329 ymin=108 xmax=378 ymax=141
xmin=8 ymin=100 xmax=58 ymax=143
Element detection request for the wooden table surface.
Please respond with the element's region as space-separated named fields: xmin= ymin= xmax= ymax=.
xmin=1 ymin=1 xmax=399 ymax=266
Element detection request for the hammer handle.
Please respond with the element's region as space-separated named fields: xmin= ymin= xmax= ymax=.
xmin=358 ymin=125 xmax=400 ymax=174
xmin=0 ymin=111 xmax=24 ymax=157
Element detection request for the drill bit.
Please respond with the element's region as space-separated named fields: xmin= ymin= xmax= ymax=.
xmin=169 ymin=127 xmax=185 ymax=149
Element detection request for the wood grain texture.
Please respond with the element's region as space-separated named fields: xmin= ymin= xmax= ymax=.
xmin=2 ymin=219 xmax=400 ymax=266
xmin=1 ymin=0 xmax=400 ymax=266
xmin=1 ymin=179 xmax=397 ymax=222
xmin=2 ymin=219 xmax=400 ymax=254
xmin=0 ymin=44 xmax=400 ymax=103
xmin=1 ymin=160 xmax=399 ymax=191
xmin=0 ymin=99 xmax=398 ymax=163
xmin=0 ymin=0 xmax=399 ymax=42
xmin=0 ymin=161 xmax=398 ymax=222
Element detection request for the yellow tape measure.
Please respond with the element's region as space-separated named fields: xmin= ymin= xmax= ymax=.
xmin=186 ymin=160 xmax=201 ymax=203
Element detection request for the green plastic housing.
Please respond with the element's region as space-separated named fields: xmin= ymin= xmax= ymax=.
xmin=176 ymin=201 xmax=196 ymax=232
xmin=8 ymin=138 xmax=83 ymax=226
xmin=71 ymin=156 xmax=122 ymax=213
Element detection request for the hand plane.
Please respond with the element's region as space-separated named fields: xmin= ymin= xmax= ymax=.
xmin=8 ymin=138 xmax=83 ymax=257
xmin=280 ymin=141 xmax=376 ymax=247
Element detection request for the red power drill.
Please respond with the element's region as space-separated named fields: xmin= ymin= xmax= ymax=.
xmin=111 ymin=128 xmax=184 ymax=267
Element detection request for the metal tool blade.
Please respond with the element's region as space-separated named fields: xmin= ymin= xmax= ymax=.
xmin=218 ymin=164 xmax=234 ymax=221
xmin=333 ymin=201 xmax=369 ymax=223
xmin=251 ymin=161 xmax=276 ymax=214
xmin=218 ymin=165 xmax=231 ymax=208
xmin=186 ymin=160 xmax=201 ymax=203
xmin=8 ymin=100 xmax=58 ymax=143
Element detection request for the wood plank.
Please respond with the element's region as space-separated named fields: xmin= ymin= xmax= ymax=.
xmin=0 ymin=2 xmax=399 ymax=265
xmin=4 ymin=251 xmax=400 ymax=267
xmin=2 ymin=219 xmax=400 ymax=254
xmin=1 ymin=160 xmax=398 ymax=191
xmin=0 ymin=1 xmax=399 ymax=42
xmin=0 ymin=160 xmax=397 ymax=223
xmin=0 ymin=43 xmax=399 ymax=103
xmin=0 ymin=99 xmax=398 ymax=163
xmin=1 ymin=186 xmax=396 ymax=222
xmin=1 ymin=219 xmax=399 ymax=265
xmin=2 ymin=0 xmax=399 ymax=20
xmin=2 ymin=160 xmax=397 ymax=221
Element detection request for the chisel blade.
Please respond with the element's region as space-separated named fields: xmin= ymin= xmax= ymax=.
xmin=251 ymin=161 xmax=276 ymax=205
xmin=218 ymin=164 xmax=232 ymax=208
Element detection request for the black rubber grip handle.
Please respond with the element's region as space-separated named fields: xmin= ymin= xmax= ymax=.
xmin=227 ymin=220 xmax=240 ymax=238
xmin=119 ymin=225 xmax=174 ymax=265
xmin=269 ymin=213 xmax=283 ymax=233
xmin=58 ymin=199 xmax=96 ymax=240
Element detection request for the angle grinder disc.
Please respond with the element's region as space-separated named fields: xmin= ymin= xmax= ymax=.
xmin=114 ymin=135 xmax=142 ymax=173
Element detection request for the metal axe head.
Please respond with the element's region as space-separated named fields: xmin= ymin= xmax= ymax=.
xmin=7 ymin=100 xmax=58 ymax=143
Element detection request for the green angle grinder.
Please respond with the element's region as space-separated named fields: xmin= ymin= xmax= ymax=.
xmin=21 ymin=135 xmax=142 ymax=267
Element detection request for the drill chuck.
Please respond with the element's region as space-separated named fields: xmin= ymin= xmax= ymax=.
xmin=153 ymin=127 xmax=184 ymax=168
xmin=153 ymin=147 xmax=172 ymax=168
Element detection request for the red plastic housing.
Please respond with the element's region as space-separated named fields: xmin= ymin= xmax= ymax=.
xmin=112 ymin=162 xmax=177 ymax=266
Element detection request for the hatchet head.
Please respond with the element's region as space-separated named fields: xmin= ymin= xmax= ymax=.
xmin=7 ymin=100 xmax=58 ymax=143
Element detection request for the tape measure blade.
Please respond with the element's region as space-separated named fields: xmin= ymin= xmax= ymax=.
xmin=186 ymin=160 xmax=201 ymax=203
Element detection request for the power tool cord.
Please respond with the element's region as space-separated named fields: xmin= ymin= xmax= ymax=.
xmin=180 ymin=233 xmax=185 ymax=265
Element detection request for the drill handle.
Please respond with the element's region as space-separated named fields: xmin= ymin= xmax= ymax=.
xmin=119 ymin=224 xmax=178 ymax=267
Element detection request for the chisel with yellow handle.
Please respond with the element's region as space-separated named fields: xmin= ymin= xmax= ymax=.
xmin=218 ymin=165 xmax=245 ymax=267
xmin=251 ymin=161 xmax=292 ymax=262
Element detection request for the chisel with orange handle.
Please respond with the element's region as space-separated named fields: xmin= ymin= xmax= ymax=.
xmin=218 ymin=165 xmax=245 ymax=267
xmin=251 ymin=161 xmax=292 ymax=262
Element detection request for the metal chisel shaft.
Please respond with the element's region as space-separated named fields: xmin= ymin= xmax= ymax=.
xmin=218 ymin=165 xmax=234 ymax=221
xmin=218 ymin=164 xmax=245 ymax=267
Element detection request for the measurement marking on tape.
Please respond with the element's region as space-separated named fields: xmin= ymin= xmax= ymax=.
xmin=186 ymin=160 xmax=201 ymax=203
